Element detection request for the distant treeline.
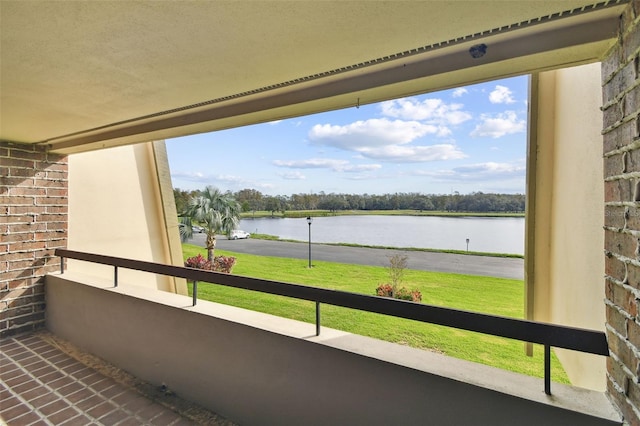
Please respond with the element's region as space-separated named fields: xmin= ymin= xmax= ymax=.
xmin=174 ymin=188 xmax=525 ymax=215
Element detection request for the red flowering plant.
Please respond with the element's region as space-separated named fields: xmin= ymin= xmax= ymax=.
xmin=212 ymin=255 xmax=237 ymax=274
xmin=185 ymin=253 xmax=236 ymax=274
xmin=185 ymin=254 xmax=211 ymax=270
xmin=375 ymin=283 xmax=422 ymax=302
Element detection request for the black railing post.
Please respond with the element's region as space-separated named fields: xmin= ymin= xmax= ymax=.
xmin=544 ymin=344 xmax=551 ymax=395
xmin=316 ymin=301 xmax=320 ymax=336
xmin=114 ymin=266 xmax=118 ymax=287
xmin=60 ymin=257 xmax=65 ymax=274
xmin=193 ymin=281 xmax=198 ymax=306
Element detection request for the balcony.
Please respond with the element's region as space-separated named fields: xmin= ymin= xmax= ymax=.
xmin=0 ymin=250 xmax=615 ymax=425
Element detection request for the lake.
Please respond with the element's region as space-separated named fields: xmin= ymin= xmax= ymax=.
xmin=239 ymin=215 xmax=525 ymax=255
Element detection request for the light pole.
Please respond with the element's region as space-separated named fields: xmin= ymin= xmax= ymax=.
xmin=307 ymin=216 xmax=313 ymax=268
xmin=466 ymin=238 xmax=470 ymax=252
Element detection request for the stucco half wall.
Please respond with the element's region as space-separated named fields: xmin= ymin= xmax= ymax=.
xmin=527 ymin=63 xmax=606 ymax=390
xmin=67 ymin=141 xmax=186 ymax=294
xmin=45 ymin=272 xmax=620 ymax=426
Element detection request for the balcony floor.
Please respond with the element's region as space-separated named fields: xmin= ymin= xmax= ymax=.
xmin=0 ymin=331 xmax=235 ymax=425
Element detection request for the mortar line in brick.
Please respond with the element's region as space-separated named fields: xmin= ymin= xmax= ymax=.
xmin=1 ymin=372 xmax=55 ymax=425
xmin=608 ymin=371 xmax=626 ymax=395
xmin=13 ymin=334 xmax=198 ymax=424
xmin=605 ymin=201 xmax=640 ymax=207
xmin=609 ymin=368 xmax=640 ymax=422
xmin=607 ymin=323 xmax=640 ymax=356
xmin=606 ymin=299 xmax=637 ymax=321
xmin=608 ymin=250 xmax=640 ymax=270
xmin=607 ymin=276 xmax=640 ymax=300
xmin=601 ymin=20 xmax=640 ymax=81
xmin=604 ymin=172 xmax=640 ymax=182
xmin=604 ymin=226 xmax=640 ymax=237
xmin=7 ymin=337 xmax=95 ymax=421
xmin=608 ymin=350 xmax=636 ymax=386
xmin=605 ymin=173 xmax=640 ymax=182
xmin=604 ymin=111 xmax=640 ymax=136
xmin=604 ymin=139 xmax=640 ymax=156
xmin=602 ymin=80 xmax=640 ymax=111
xmin=609 ymin=277 xmax=640 ymax=299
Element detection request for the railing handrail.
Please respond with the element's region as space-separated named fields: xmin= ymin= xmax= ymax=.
xmin=54 ymin=248 xmax=608 ymax=356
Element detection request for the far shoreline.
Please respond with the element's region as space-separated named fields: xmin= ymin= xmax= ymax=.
xmin=241 ymin=209 xmax=525 ymax=219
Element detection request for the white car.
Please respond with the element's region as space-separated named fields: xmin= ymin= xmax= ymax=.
xmin=229 ymin=230 xmax=250 ymax=240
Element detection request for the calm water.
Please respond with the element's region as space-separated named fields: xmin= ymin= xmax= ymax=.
xmin=239 ymin=215 xmax=524 ymax=255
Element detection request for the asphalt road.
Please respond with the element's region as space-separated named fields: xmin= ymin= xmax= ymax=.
xmin=188 ymin=234 xmax=524 ymax=280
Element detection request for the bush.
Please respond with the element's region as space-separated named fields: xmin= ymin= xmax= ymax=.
xmin=185 ymin=254 xmax=211 ymax=270
xmin=375 ymin=283 xmax=422 ymax=302
xmin=212 ymin=255 xmax=236 ymax=273
xmin=394 ymin=287 xmax=422 ymax=302
xmin=376 ymin=283 xmax=393 ymax=297
xmin=185 ymin=253 xmax=237 ymax=274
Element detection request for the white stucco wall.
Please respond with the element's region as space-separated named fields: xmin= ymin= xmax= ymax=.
xmin=530 ymin=63 xmax=606 ymax=390
xmin=67 ymin=142 xmax=186 ymax=293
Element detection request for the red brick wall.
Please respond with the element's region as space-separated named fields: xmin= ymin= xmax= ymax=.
xmin=603 ymin=1 xmax=640 ymax=423
xmin=0 ymin=141 xmax=68 ymax=337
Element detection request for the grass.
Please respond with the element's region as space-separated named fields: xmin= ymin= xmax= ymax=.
xmin=183 ymin=243 xmax=569 ymax=384
xmin=241 ymin=209 xmax=525 ymax=219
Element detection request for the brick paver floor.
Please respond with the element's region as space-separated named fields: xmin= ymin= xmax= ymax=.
xmin=0 ymin=332 xmax=233 ymax=425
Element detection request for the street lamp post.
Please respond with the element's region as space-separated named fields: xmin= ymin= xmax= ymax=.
xmin=307 ymin=216 xmax=313 ymax=268
xmin=466 ymin=238 xmax=470 ymax=252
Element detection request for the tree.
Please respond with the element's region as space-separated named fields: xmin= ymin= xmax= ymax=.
xmin=387 ymin=253 xmax=408 ymax=297
xmin=180 ymin=186 xmax=241 ymax=262
xmin=235 ymin=188 xmax=264 ymax=215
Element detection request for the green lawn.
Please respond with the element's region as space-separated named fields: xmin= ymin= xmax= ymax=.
xmin=182 ymin=243 xmax=569 ymax=384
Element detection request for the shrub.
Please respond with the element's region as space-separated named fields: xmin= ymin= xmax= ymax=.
xmin=185 ymin=253 xmax=237 ymax=274
xmin=376 ymin=283 xmax=393 ymax=297
xmin=212 ymin=255 xmax=237 ymax=273
xmin=394 ymin=287 xmax=422 ymax=302
xmin=185 ymin=254 xmax=211 ymax=270
xmin=375 ymin=283 xmax=422 ymax=302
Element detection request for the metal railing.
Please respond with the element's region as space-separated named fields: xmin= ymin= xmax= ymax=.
xmin=55 ymin=249 xmax=608 ymax=395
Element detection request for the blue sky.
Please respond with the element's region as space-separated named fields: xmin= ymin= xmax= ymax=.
xmin=166 ymin=75 xmax=528 ymax=196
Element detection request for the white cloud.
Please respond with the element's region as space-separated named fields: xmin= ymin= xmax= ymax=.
xmin=380 ymin=98 xmax=472 ymax=125
xmin=454 ymin=162 xmax=525 ymax=178
xmin=277 ymin=171 xmax=306 ymax=180
xmin=470 ymin=111 xmax=525 ymax=138
xmin=358 ymin=144 xmax=466 ymax=163
xmin=489 ymin=85 xmax=515 ymax=104
xmin=273 ymin=158 xmax=348 ymax=169
xmin=452 ymin=88 xmax=468 ymax=98
xmin=273 ymin=158 xmax=382 ymax=172
xmin=341 ymin=164 xmax=383 ymax=172
xmin=417 ymin=161 xmax=525 ymax=181
xmin=309 ymin=118 xmax=440 ymax=149
xmin=308 ymin=117 xmax=467 ymax=162
xmin=171 ymin=171 xmax=274 ymax=190
xmin=268 ymin=120 xmax=283 ymax=125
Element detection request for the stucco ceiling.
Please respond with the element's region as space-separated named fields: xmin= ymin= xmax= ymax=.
xmin=0 ymin=1 xmax=629 ymax=153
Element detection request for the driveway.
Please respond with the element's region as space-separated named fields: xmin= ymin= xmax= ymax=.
xmin=188 ymin=234 xmax=524 ymax=280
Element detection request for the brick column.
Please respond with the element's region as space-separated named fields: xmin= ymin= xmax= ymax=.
xmin=603 ymin=1 xmax=640 ymax=423
xmin=0 ymin=141 xmax=68 ymax=338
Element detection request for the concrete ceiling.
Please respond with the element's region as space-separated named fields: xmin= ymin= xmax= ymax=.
xmin=0 ymin=1 xmax=629 ymax=154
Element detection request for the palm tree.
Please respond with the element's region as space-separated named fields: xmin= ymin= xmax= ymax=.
xmin=179 ymin=186 xmax=241 ymax=262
